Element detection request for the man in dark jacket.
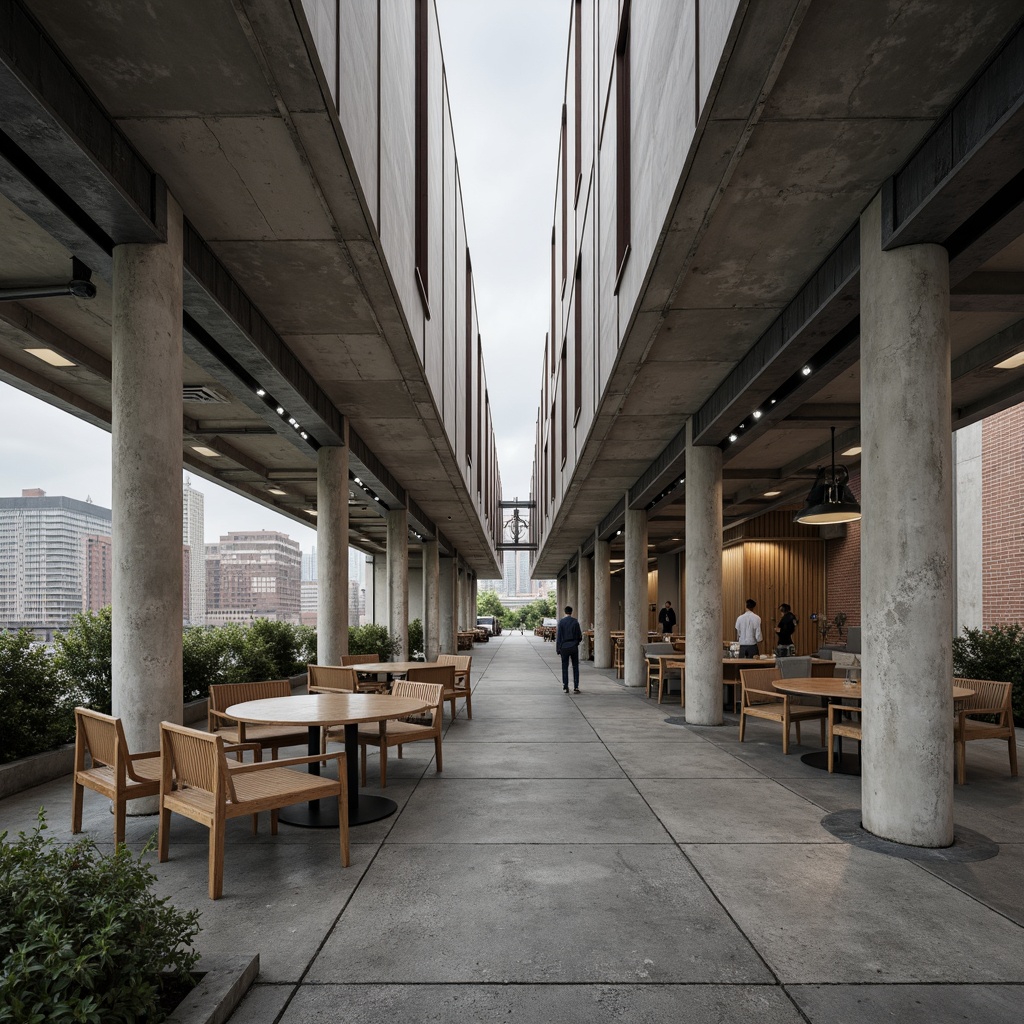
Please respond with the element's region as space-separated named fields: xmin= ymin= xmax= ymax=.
xmin=658 ymin=601 xmax=677 ymax=635
xmin=555 ymin=605 xmax=583 ymax=693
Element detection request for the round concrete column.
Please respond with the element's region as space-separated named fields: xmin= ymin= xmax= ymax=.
xmin=860 ymin=195 xmax=953 ymax=848
xmin=470 ymin=575 xmax=478 ymax=625
xmin=111 ymin=194 xmax=184 ymax=784
xmin=372 ymin=554 xmax=388 ymax=625
xmin=594 ymin=536 xmax=611 ymax=667
xmin=387 ymin=508 xmax=409 ymax=656
xmin=567 ymin=565 xmax=579 ymax=614
xmin=423 ymin=539 xmax=440 ymax=661
xmin=556 ymin=575 xmax=566 ymax=614
xmin=439 ymin=555 xmax=456 ymax=653
xmin=316 ymin=445 xmax=349 ymax=664
xmin=685 ymin=433 xmax=723 ymax=726
xmin=578 ymin=551 xmax=594 ymax=630
xmin=624 ymin=504 xmax=648 ymax=687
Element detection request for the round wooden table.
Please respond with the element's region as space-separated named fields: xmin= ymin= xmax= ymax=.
xmin=772 ymin=679 xmax=975 ymax=774
xmin=227 ymin=693 xmax=429 ymax=828
xmin=346 ymin=661 xmax=427 ymax=678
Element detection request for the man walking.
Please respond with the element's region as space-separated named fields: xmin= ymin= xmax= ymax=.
xmin=555 ymin=605 xmax=583 ymax=693
xmin=658 ymin=600 xmax=677 ymax=635
xmin=735 ymin=598 xmax=762 ymax=658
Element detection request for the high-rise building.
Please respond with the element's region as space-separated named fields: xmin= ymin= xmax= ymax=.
xmin=0 ymin=489 xmax=113 ymax=638
xmin=83 ymin=534 xmax=112 ymax=613
xmin=205 ymin=530 xmax=301 ymax=625
xmin=182 ymin=477 xmax=206 ymax=625
xmin=300 ymin=578 xmax=318 ymax=627
xmin=302 ymin=547 xmax=317 ymax=582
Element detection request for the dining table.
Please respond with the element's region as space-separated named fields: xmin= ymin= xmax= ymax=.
xmin=226 ymin=692 xmax=430 ymax=828
xmin=772 ymin=678 xmax=976 ymax=774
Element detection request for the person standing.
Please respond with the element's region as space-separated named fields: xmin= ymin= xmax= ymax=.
xmin=735 ymin=598 xmax=762 ymax=658
xmin=775 ymin=604 xmax=798 ymax=649
xmin=658 ymin=600 xmax=677 ymax=635
xmin=555 ymin=605 xmax=583 ymax=693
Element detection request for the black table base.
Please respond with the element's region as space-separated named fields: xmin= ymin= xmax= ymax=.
xmin=801 ymin=750 xmax=861 ymax=776
xmin=277 ymin=722 xmax=398 ymax=829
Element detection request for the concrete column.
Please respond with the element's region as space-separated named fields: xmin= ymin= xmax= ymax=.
xmin=316 ymin=445 xmax=349 ymax=664
xmin=594 ymin=535 xmax=611 ymax=667
xmin=861 ymin=195 xmax=953 ymax=848
xmin=387 ymin=508 xmax=409 ymax=657
xmin=624 ymin=503 xmax=647 ymax=687
xmin=470 ymin=574 xmax=478 ymax=625
xmin=567 ymin=564 xmax=579 ymax=614
xmin=578 ymin=551 xmax=594 ymax=629
xmin=556 ymin=575 xmax=566 ymax=614
xmin=372 ymin=554 xmax=388 ymax=625
xmin=953 ymin=422 xmax=983 ymax=633
xmin=111 ymin=195 xmax=183 ymax=797
xmin=439 ymin=555 xmax=456 ymax=653
xmin=423 ymin=539 xmax=440 ymax=661
xmin=685 ymin=428 xmax=723 ymax=726
xmin=457 ymin=565 xmax=467 ymax=629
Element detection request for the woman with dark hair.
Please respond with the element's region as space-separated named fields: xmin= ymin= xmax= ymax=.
xmin=775 ymin=604 xmax=798 ymax=647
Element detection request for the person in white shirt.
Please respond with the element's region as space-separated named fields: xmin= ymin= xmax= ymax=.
xmin=735 ymin=599 xmax=762 ymax=658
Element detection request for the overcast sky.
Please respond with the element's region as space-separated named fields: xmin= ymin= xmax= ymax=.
xmin=0 ymin=1 xmax=568 ymax=551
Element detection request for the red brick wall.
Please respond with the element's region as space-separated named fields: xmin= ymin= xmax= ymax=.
xmin=825 ymin=469 xmax=861 ymax=628
xmin=982 ymin=403 xmax=1024 ymax=626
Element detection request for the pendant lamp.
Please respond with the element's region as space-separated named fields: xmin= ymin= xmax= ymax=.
xmin=793 ymin=427 xmax=862 ymax=525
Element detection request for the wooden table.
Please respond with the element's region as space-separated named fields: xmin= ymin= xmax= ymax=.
xmin=772 ymin=679 xmax=976 ymax=774
xmin=347 ymin=660 xmax=428 ymax=681
xmin=226 ymin=693 xmax=429 ymax=828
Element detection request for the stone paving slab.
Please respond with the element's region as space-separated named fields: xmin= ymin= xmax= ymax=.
xmin=605 ymin=739 xmax=765 ymax=778
xmin=441 ymin=717 xmax=601 ymax=743
xmin=684 ymin=842 xmax=1024 ymax=984
xmin=306 ymin=843 xmax=774 ymax=984
xmin=788 ymin=983 xmax=1024 ymax=1023
xmin=437 ymin=740 xmax=626 ymax=778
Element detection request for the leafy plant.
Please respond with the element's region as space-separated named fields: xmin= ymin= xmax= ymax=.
xmin=217 ymin=621 xmax=277 ymax=685
xmin=953 ymin=623 xmax=1024 ymax=724
xmin=348 ymin=623 xmax=401 ymax=661
xmin=294 ymin=625 xmax=318 ymax=668
xmin=181 ymin=626 xmax=227 ymax=703
xmin=52 ymin=608 xmax=113 ymax=714
xmin=407 ymin=618 xmax=424 ymax=660
xmin=0 ymin=812 xmax=200 ymax=1023
xmin=0 ymin=630 xmax=75 ymax=764
xmin=519 ymin=593 xmax=557 ymax=630
xmin=476 ymin=589 xmax=508 ymax=619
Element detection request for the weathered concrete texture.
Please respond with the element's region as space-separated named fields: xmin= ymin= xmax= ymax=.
xmin=422 ymin=539 xmax=439 ymax=661
xmin=860 ymin=194 xmax=954 ymax=847
xmin=593 ymin=537 xmax=612 ymax=667
xmin=316 ymin=445 xmax=349 ymax=663
xmin=372 ymin=554 xmax=387 ymax=625
xmin=788 ymin=984 xmax=1024 ymax=1024
xmin=111 ymin=193 xmax=184 ymax=772
xmin=685 ymin=433 xmax=724 ymax=725
xmin=624 ymin=505 xmax=647 ymax=687
xmin=578 ymin=552 xmax=594 ymax=630
xmin=438 ymin=555 xmax=456 ymax=654
xmin=387 ymin=508 xmax=409 ymax=656
xmin=953 ymin=420 xmax=984 ymax=632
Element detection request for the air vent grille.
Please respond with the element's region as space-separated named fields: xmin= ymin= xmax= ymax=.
xmin=182 ymin=385 xmax=230 ymax=404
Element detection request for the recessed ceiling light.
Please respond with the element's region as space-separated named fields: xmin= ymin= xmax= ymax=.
xmin=671 ymin=536 xmax=680 ymax=541
xmin=728 ymin=434 xmax=738 ymax=443
xmin=764 ymin=490 xmax=781 ymax=497
xmin=304 ymin=509 xmax=318 ymax=516
xmin=752 ymin=410 xmax=762 ymax=419
xmin=255 ymin=387 xmax=266 ymax=397
xmin=268 ymin=487 xmax=287 ymax=496
xmin=841 ymin=446 xmax=862 ymax=456
xmin=191 ymin=446 xmax=220 ymax=458
xmin=994 ymin=350 xmax=1024 ymax=369
xmin=26 ymin=348 xmax=75 ymax=367
xmin=276 ymin=406 xmax=285 ymax=415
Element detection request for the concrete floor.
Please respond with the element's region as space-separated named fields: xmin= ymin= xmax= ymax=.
xmin=3 ymin=634 xmax=1023 ymax=1022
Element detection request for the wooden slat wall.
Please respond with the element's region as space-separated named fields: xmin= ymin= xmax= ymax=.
xmin=722 ymin=545 xmax=745 ymax=644
xmin=743 ymin=540 xmax=826 ymax=656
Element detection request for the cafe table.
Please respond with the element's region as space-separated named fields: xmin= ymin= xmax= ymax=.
xmin=773 ymin=678 xmax=976 ymax=774
xmin=226 ymin=692 xmax=429 ymax=828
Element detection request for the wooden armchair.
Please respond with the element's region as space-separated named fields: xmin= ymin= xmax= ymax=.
xmin=354 ymin=676 xmax=444 ymax=788
xmin=337 ymin=653 xmax=388 ymax=693
xmin=308 ymin=665 xmax=357 ymax=693
xmin=738 ymin=667 xmax=827 ymax=754
xmin=643 ymin=643 xmax=682 ymax=705
xmin=158 ymin=722 xmax=349 ymax=900
xmin=827 ymin=703 xmax=863 ymax=773
xmin=72 ymin=707 xmax=163 ymax=846
xmin=207 ymin=680 xmax=308 ymax=758
xmin=953 ymin=677 xmax=1019 ymax=784
xmin=435 ymin=654 xmax=473 ymax=718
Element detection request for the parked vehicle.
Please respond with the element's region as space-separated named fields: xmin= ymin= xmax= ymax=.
xmin=477 ymin=615 xmax=501 ymax=636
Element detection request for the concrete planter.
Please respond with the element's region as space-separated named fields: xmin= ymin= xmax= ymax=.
xmin=165 ymin=954 xmax=259 ymax=1024
xmin=0 ymin=744 xmax=76 ymax=800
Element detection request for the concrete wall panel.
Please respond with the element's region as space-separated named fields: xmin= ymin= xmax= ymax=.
xmin=338 ymin=0 xmax=379 ymax=226
xmin=423 ymin=9 xmax=444 ymax=392
xmin=301 ymin=0 xmax=337 ymax=104
xmin=442 ymin=95 xmax=458 ymax=450
xmin=698 ymin=0 xmax=741 ymax=111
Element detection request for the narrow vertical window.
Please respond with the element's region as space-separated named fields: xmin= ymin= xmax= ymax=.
xmin=477 ymin=339 xmax=483 ymax=495
xmin=574 ymin=0 xmax=582 ymax=203
xmin=574 ymin=256 xmax=582 ymax=423
xmin=615 ymin=0 xmax=631 ymax=286
xmin=561 ymin=104 xmax=568 ymax=287
xmin=550 ymin=228 xmax=556 ymax=367
xmin=464 ymin=249 xmax=472 ymax=465
xmin=550 ymin=400 xmax=556 ymax=495
xmin=414 ymin=0 xmax=429 ymax=313
xmin=560 ymin=342 xmax=568 ymax=466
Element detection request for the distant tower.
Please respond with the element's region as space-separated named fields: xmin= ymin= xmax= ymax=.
xmin=302 ymin=546 xmax=318 ymax=582
xmin=182 ymin=477 xmax=206 ymax=625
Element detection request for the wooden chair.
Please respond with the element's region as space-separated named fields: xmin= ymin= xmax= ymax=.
xmin=158 ymin=721 xmax=349 ymax=900
xmin=612 ymin=636 xmax=624 ymax=678
xmin=435 ymin=654 xmax=473 ymax=718
xmin=643 ymin=643 xmax=682 ymax=705
xmin=738 ymin=667 xmax=827 ymax=754
xmin=953 ymin=677 xmax=1019 ymax=784
xmin=340 ymin=653 xmax=379 ymax=666
xmin=354 ymin=676 xmax=444 ymax=788
xmin=827 ymin=702 xmax=863 ymax=773
xmin=207 ymin=680 xmax=308 ymax=758
xmin=72 ymin=707 xmax=163 ymax=847
xmin=308 ymin=664 xmax=358 ymax=693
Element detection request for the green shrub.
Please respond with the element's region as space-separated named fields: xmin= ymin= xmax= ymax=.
xmin=0 ymin=812 xmax=200 ymax=1023
xmin=294 ymin=624 xmax=318 ymax=668
xmin=217 ymin=622 xmax=277 ymax=685
xmin=349 ymin=623 xmax=401 ymax=661
xmin=182 ymin=626 xmax=228 ymax=703
xmin=246 ymin=618 xmax=304 ymax=678
xmin=52 ymin=608 xmax=112 ymax=714
xmin=0 ymin=630 xmax=75 ymax=764
xmin=407 ymin=618 xmax=424 ymax=660
xmin=952 ymin=623 xmax=1024 ymax=723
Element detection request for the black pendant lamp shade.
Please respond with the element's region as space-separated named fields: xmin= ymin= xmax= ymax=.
xmin=794 ymin=427 xmax=862 ymax=525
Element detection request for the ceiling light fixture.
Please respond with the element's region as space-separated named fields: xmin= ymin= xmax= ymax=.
xmin=25 ymin=348 xmax=75 ymax=367
xmin=764 ymin=490 xmax=781 ymax=497
xmin=841 ymin=446 xmax=862 ymax=456
xmin=994 ymin=351 xmax=1024 ymax=369
xmin=794 ymin=426 xmax=862 ymax=525
xmin=801 ymin=365 xmax=812 ymax=376
xmin=255 ymin=388 xmax=266 ymax=397
xmin=752 ymin=409 xmax=762 ymax=419
xmin=268 ymin=487 xmax=287 ymax=496
xmin=191 ymin=446 xmax=221 ymax=458
xmin=304 ymin=509 xmax=318 ymax=516
xmin=728 ymin=434 xmax=738 ymax=443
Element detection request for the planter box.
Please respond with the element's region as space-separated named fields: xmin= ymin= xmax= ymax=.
xmin=0 ymin=744 xmax=76 ymax=800
xmin=166 ymin=953 xmax=259 ymax=1024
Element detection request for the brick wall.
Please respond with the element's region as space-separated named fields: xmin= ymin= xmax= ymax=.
xmin=982 ymin=403 xmax=1024 ymax=626
xmin=825 ymin=468 xmax=862 ymax=629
